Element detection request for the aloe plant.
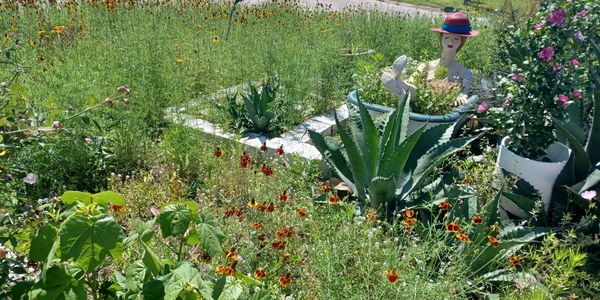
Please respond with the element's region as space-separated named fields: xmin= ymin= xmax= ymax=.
xmin=309 ymin=94 xmax=483 ymax=212
xmin=241 ymin=83 xmax=279 ymax=133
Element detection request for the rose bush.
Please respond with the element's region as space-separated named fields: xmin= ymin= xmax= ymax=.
xmin=490 ymin=0 xmax=599 ymax=159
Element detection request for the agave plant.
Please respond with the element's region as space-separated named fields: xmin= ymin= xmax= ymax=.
xmin=308 ymin=94 xmax=484 ymax=213
xmin=241 ymin=83 xmax=279 ymax=133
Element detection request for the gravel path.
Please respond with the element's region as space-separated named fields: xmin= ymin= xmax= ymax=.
xmin=238 ymin=0 xmax=447 ymax=17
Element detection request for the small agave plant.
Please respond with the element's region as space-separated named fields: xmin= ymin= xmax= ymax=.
xmin=241 ymin=83 xmax=280 ymax=134
xmin=309 ymin=94 xmax=483 ymax=213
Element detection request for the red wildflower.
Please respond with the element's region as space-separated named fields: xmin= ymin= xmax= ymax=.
xmin=330 ymin=194 xmax=340 ymax=204
xmin=403 ymin=207 xmax=415 ymax=218
xmin=276 ymin=145 xmax=285 ymax=155
xmin=366 ymin=213 xmax=377 ymax=222
xmin=279 ymin=271 xmax=292 ymax=287
xmin=279 ymin=190 xmax=288 ymax=202
xmin=405 ymin=225 xmax=413 ymax=231
xmin=260 ymin=142 xmax=268 ymax=152
xmin=254 ymin=268 xmax=266 ymax=280
xmin=257 ymin=234 xmax=266 ymax=242
xmin=267 ymin=203 xmax=275 ymax=212
xmin=225 ymin=246 xmax=237 ymax=260
xmin=111 ymin=204 xmax=125 ymax=212
xmin=260 ymin=163 xmax=267 ymax=174
xmin=455 ymin=233 xmax=471 ymax=243
xmin=403 ymin=218 xmax=417 ymax=224
xmin=488 ymin=236 xmax=500 ymax=248
xmin=214 ymin=146 xmax=222 ymax=158
xmin=239 ymin=152 xmax=251 ymax=168
xmin=510 ymin=256 xmax=520 ymax=265
xmin=198 ymin=249 xmax=212 ymax=263
xmin=472 ymin=214 xmax=483 ymax=225
xmin=385 ymin=269 xmax=399 ymax=284
xmin=252 ymin=223 xmax=262 ymax=230
xmin=225 ymin=209 xmax=234 ymax=217
xmin=446 ymin=222 xmax=461 ymax=233
xmin=296 ymin=209 xmax=306 ymax=218
xmin=271 ymin=241 xmax=285 ymax=250
xmin=321 ymin=185 xmax=331 ymax=193
xmin=439 ymin=198 xmax=452 ymax=210
xmin=234 ymin=210 xmax=244 ymax=217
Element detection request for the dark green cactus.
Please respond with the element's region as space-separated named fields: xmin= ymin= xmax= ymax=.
xmin=309 ymin=94 xmax=483 ymax=213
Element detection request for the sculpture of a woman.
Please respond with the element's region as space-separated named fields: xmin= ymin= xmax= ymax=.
xmin=381 ymin=13 xmax=479 ymax=107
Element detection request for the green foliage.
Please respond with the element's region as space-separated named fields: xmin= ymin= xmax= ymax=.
xmin=309 ymin=94 xmax=482 ymax=213
xmin=241 ymin=83 xmax=280 ymax=134
xmin=413 ymin=69 xmax=462 ymax=116
xmin=352 ymin=53 xmax=399 ymax=108
xmin=490 ymin=0 xmax=599 ymax=159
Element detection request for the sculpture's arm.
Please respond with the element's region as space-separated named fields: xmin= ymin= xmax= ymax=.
xmin=455 ymin=69 xmax=473 ymax=106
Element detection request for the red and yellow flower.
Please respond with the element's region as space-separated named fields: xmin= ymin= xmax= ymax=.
xmin=455 ymin=233 xmax=471 ymax=243
xmin=276 ymin=145 xmax=285 ymax=155
xmin=234 ymin=210 xmax=244 ymax=217
xmin=225 ymin=246 xmax=237 ymax=260
xmin=260 ymin=141 xmax=268 ymax=152
xmin=252 ymin=223 xmax=262 ymax=230
xmin=510 ymin=256 xmax=520 ymax=265
xmin=487 ymin=235 xmax=500 ymax=248
xmin=278 ymin=271 xmax=292 ymax=287
xmin=321 ymin=185 xmax=332 ymax=193
xmin=330 ymin=194 xmax=340 ymax=204
xmin=403 ymin=207 xmax=415 ymax=218
xmin=279 ymin=190 xmax=288 ymax=202
xmin=254 ymin=268 xmax=266 ymax=280
xmin=271 ymin=241 xmax=286 ymax=250
xmin=472 ymin=214 xmax=483 ymax=225
xmin=490 ymin=222 xmax=501 ymax=232
xmin=198 ymin=249 xmax=212 ymax=263
xmin=111 ymin=204 xmax=125 ymax=212
xmin=404 ymin=218 xmax=417 ymax=224
xmin=248 ymin=198 xmax=257 ymax=208
xmin=366 ymin=213 xmax=377 ymax=222
xmin=296 ymin=208 xmax=307 ymax=218
xmin=225 ymin=209 xmax=234 ymax=217
xmin=214 ymin=146 xmax=222 ymax=158
xmin=267 ymin=203 xmax=275 ymax=212
xmin=446 ymin=222 xmax=462 ymax=233
xmin=385 ymin=269 xmax=399 ymax=284
xmin=439 ymin=198 xmax=452 ymax=210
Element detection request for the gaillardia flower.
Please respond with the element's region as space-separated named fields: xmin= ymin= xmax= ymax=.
xmin=385 ymin=269 xmax=399 ymax=284
xmin=456 ymin=233 xmax=471 ymax=243
xmin=279 ymin=271 xmax=292 ymax=287
xmin=439 ymin=198 xmax=452 ymax=210
xmin=487 ymin=235 xmax=500 ymax=248
xmin=254 ymin=268 xmax=266 ymax=280
xmin=472 ymin=214 xmax=483 ymax=224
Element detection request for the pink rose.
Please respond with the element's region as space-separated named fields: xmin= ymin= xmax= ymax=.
xmin=534 ymin=24 xmax=543 ymax=30
xmin=571 ymin=59 xmax=580 ymax=66
xmin=573 ymin=90 xmax=582 ymax=98
xmin=538 ymin=46 xmax=554 ymax=61
xmin=477 ymin=102 xmax=488 ymax=113
xmin=502 ymin=99 xmax=512 ymax=108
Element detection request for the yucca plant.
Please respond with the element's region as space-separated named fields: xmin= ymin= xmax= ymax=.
xmin=308 ymin=94 xmax=484 ymax=213
xmin=241 ymin=83 xmax=280 ymax=134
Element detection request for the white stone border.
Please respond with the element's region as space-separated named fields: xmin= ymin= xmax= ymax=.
xmin=165 ymin=102 xmax=349 ymax=172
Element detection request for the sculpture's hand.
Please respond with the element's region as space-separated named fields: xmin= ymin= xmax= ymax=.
xmin=454 ymin=94 xmax=469 ymax=107
xmin=381 ymin=72 xmax=405 ymax=100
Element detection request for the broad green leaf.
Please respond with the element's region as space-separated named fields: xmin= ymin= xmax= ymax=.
xmin=580 ymin=169 xmax=600 ymax=193
xmin=336 ymin=113 xmax=368 ymax=200
xmin=212 ymin=277 xmax=227 ymax=300
xmin=355 ymin=98 xmax=380 ymax=183
xmin=308 ymin=131 xmax=357 ymax=195
xmin=158 ymin=204 xmax=192 ymax=238
xmin=60 ymin=191 xmax=92 ymax=205
xmin=59 ymin=206 xmax=125 ymax=273
xmin=235 ymin=270 xmax=261 ymax=286
xmin=166 ymin=263 xmax=213 ymax=300
xmin=141 ymin=241 xmax=163 ymax=276
xmin=29 ymin=224 xmax=57 ymax=262
xmin=41 ymin=238 xmax=60 ymax=283
xmin=369 ymin=176 xmax=396 ymax=210
xmin=216 ymin=277 xmax=243 ymax=300
xmin=251 ymin=289 xmax=273 ymax=300
xmin=186 ymin=201 xmax=199 ymax=221
xmin=126 ymin=281 xmax=165 ymax=300
xmin=196 ymin=211 xmax=225 ymax=256
xmin=553 ymin=117 xmax=590 ymax=182
xmin=501 ymin=191 xmax=536 ymax=218
xmin=93 ymin=191 xmax=126 ymax=206
xmin=28 ymin=266 xmax=87 ymax=300
xmin=384 ymin=123 xmax=427 ymax=179
xmin=126 ymin=261 xmax=151 ymax=290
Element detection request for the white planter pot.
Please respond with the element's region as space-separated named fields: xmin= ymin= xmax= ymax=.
xmin=496 ymin=137 xmax=571 ymax=218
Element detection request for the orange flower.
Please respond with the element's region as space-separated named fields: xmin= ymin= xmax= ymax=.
xmin=296 ymin=209 xmax=306 ymax=218
xmin=472 ymin=214 xmax=483 ymax=225
xmin=385 ymin=269 xmax=399 ymax=284
xmin=278 ymin=271 xmax=292 ymax=287
xmin=439 ymin=198 xmax=452 ymax=210
xmin=446 ymin=222 xmax=462 ymax=233
xmin=405 ymin=225 xmax=413 ymax=231
xmin=271 ymin=241 xmax=286 ymax=250
xmin=216 ymin=265 xmax=226 ymax=275
xmin=487 ymin=236 xmax=499 ymax=248
xmin=510 ymin=256 xmax=520 ymax=265
xmin=257 ymin=234 xmax=266 ymax=242
xmin=234 ymin=210 xmax=244 ymax=217
xmin=279 ymin=190 xmax=288 ymax=202
xmin=213 ymin=37 xmax=219 ymax=44
xmin=248 ymin=198 xmax=257 ymax=208
xmin=214 ymin=146 xmax=222 ymax=158
xmin=403 ymin=207 xmax=415 ymax=218
xmin=462 ymin=177 xmax=471 ymax=184
xmin=111 ymin=204 xmax=124 ymax=212
xmin=267 ymin=203 xmax=275 ymax=212
xmin=403 ymin=217 xmax=417 ymax=224
xmin=455 ymin=233 xmax=471 ymax=243
xmin=330 ymin=194 xmax=340 ymax=204
xmin=260 ymin=141 xmax=268 ymax=152
xmin=252 ymin=223 xmax=262 ymax=230
xmin=225 ymin=246 xmax=237 ymax=260
xmin=225 ymin=209 xmax=234 ymax=217
xmin=254 ymin=268 xmax=266 ymax=280
xmin=321 ymin=185 xmax=332 ymax=193
xmin=276 ymin=145 xmax=284 ymax=155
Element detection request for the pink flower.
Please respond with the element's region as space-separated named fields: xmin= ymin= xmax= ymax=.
xmin=558 ymin=95 xmax=569 ymax=108
xmin=534 ymin=24 xmax=544 ymax=30
xmin=477 ymin=102 xmax=488 ymax=113
xmin=547 ymin=9 xmax=567 ymax=26
xmin=85 ymin=137 xmax=93 ymax=142
xmin=553 ymin=63 xmax=562 ymax=71
xmin=581 ymin=190 xmax=596 ymax=200
xmin=576 ymin=10 xmax=587 ymax=17
xmin=502 ymin=99 xmax=512 ymax=108
xmin=24 ymin=173 xmax=37 ymax=185
xmin=571 ymin=59 xmax=580 ymax=66
xmin=573 ymin=90 xmax=582 ymax=98
xmin=150 ymin=207 xmax=161 ymax=216
xmin=538 ymin=46 xmax=554 ymax=61
xmin=512 ymin=73 xmax=524 ymax=82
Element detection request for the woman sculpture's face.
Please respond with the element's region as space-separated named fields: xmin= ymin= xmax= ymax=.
xmin=441 ymin=33 xmax=462 ymax=53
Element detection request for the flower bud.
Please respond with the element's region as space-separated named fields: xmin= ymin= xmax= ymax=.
xmin=52 ymin=121 xmax=64 ymax=129
xmin=67 ymin=106 xmax=74 ymax=111
xmin=105 ymin=98 xmax=114 ymax=108
xmin=123 ymin=98 xmax=130 ymax=104
xmin=117 ymin=86 xmax=127 ymax=93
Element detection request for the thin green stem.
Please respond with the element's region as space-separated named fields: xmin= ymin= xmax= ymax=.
xmin=90 ymin=270 xmax=98 ymax=300
xmin=177 ymin=236 xmax=185 ymax=262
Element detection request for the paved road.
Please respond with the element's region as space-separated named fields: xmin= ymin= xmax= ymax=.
xmin=237 ymin=0 xmax=447 ymax=17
